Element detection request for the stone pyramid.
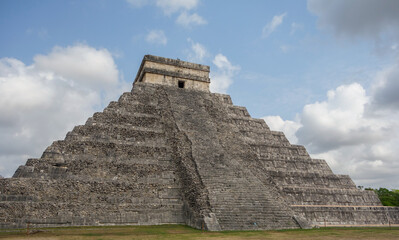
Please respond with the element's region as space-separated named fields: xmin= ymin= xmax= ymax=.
xmin=1 ymin=55 xmax=398 ymax=230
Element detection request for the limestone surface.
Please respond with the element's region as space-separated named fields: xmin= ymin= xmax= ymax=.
xmin=0 ymin=55 xmax=398 ymax=230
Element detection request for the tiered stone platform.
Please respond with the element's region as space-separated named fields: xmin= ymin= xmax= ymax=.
xmin=0 ymin=55 xmax=398 ymax=230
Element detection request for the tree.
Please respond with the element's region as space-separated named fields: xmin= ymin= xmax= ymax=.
xmin=373 ymin=188 xmax=399 ymax=206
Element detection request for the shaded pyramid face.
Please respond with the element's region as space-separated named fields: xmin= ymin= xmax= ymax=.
xmin=1 ymin=55 xmax=398 ymax=230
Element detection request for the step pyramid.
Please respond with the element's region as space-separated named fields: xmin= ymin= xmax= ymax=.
xmin=1 ymin=55 xmax=398 ymax=230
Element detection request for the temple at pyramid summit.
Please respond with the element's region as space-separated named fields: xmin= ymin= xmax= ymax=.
xmin=1 ymin=55 xmax=398 ymax=230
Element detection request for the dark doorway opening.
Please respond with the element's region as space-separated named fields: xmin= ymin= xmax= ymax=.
xmin=178 ymin=81 xmax=185 ymax=88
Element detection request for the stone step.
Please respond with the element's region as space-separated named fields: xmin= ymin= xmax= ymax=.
xmin=13 ymin=159 xmax=178 ymax=181
xmin=112 ymin=102 xmax=159 ymax=115
xmin=227 ymin=105 xmax=251 ymax=118
xmin=86 ymin=111 xmax=161 ymax=128
xmin=66 ymin=159 xmax=173 ymax=175
xmin=76 ymin=123 xmax=164 ymax=135
xmin=212 ymin=93 xmax=233 ymax=105
xmin=252 ymin=144 xmax=309 ymax=157
xmin=230 ymin=117 xmax=270 ymax=131
xmin=264 ymin=170 xmax=356 ymax=189
xmin=64 ymin=134 xmax=166 ymax=147
xmin=215 ymin=213 xmax=294 ymax=219
xmin=291 ymin=205 xmax=399 ymax=226
xmin=0 ymin=179 xmax=181 ymax=202
xmin=104 ymin=100 xmax=158 ymax=114
xmin=239 ymin=130 xmax=291 ymax=146
xmin=118 ymin=90 xmax=159 ymax=106
xmin=282 ymin=186 xmax=381 ymax=206
xmin=257 ymin=159 xmax=333 ymax=174
xmin=41 ymin=141 xmax=170 ymax=159
xmin=261 ymin=168 xmax=337 ymax=177
xmin=104 ymin=94 xmax=159 ymax=115
xmin=200 ymin=166 xmax=298 ymax=229
xmin=102 ymin=109 xmax=159 ymax=119
xmin=66 ymin=124 xmax=165 ymax=143
xmin=212 ymin=207 xmax=290 ymax=212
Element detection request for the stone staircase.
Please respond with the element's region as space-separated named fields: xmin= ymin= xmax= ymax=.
xmin=212 ymin=93 xmax=387 ymax=226
xmin=162 ymin=86 xmax=300 ymax=230
xmin=1 ymin=82 xmax=397 ymax=229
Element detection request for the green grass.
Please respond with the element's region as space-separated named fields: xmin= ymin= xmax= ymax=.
xmin=0 ymin=225 xmax=398 ymax=240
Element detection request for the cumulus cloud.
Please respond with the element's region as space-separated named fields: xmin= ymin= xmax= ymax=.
xmin=307 ymin=0 xmax=399 ymax=51
xmin=210 ymin=54 xmax=240 ymax=93
xmin=371 ymin=62 xmax=399 ymax=110
xmin=0 ymin=44 xmax=129 ymax=177
xmin=146 ymin=30 xmax=167 ymax=45
xmin=264 ymin=75 xmax=399 ymax=188
xmin=311 ymin=140 xmax=399 ymax=188
xmin=186 ymin=38 xmax=208 ymax=63
xmin=176 ymin=11 xmax=207 ymax=28
xmin=262 ymin=13 xmax=287 ymax=38
xmin=300 ymin=0 xmax=399 ymax=186
xmin=296 ymin=83 xmax=389 ymax=153
xmin=262 ymin=116 xmax=301 ymax=143
xmin=34 ymin=44 xmax=119 ymax=87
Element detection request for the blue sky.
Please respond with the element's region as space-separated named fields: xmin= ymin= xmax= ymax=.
xmin=1 ymin=0 xmax=399 ymax=188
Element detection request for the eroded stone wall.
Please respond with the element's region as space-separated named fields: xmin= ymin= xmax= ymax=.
xmin=0 ymin=81 xmax=398 ymax=230
xmin=134 ymin=55 xmax=210 ymax=92
xmin=142 ymin=73 xmax=209 ymax=92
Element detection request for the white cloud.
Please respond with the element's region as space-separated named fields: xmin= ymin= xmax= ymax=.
xmin=212 ymin=54 xmax=239 ymax=72
xmin=210 ymin=54 xmax=240 ymax=93
xmin=303 ymin=0 xmax=399 ymax=186
xmin=263 ymin=74 xmax=399 ymax=188
xmin=34 ymin=44 xmax=119 ymax=87
xmin=307 ymin=0 xmax=399 ymax=51
xmin=310 ymin=136 xmax=399 ymax=188
xmin=126 ymin=0 xmax=199 ymax=13
xmin=185 ymin=43 xmax=238 ymax=93
xmin=371 ymin=62 xmax=399 ymax=110
xmin=296 ymin=83 xmax=387 ymax=153
xmin=176 ymin=11 xmax=207 ymax=28
xmin=155 ymin=0 xmax=199 ymax=15
xmin=262 ymin=13 xmax=287 ymax=38
xmin=186 ymin=38 xmax=208 ymax=63
xmin=0 ymin=44 xmax=130 ymax=177
xmin=262 ymin=116 xmax=301 ymax=143
xmin=146 ymin=30 xmax=167 ymax=45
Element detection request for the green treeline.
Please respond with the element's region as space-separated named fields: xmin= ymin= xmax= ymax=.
xmin=364 ymin=188 xmax=399 ymax=206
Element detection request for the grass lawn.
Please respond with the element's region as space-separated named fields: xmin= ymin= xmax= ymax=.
xmin=0 ymin=225 xmax=398 ymax=240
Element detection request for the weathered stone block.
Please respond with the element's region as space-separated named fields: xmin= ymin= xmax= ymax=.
xmin=0 ymin=55 xmax=397 ymax=230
